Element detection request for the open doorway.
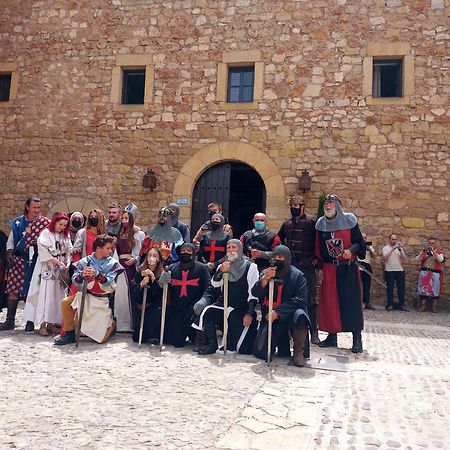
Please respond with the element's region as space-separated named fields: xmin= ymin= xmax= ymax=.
xmin=191 ymin=162 xmax=266 ymax=239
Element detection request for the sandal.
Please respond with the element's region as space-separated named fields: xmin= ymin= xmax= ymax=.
xmin=39 ymin=323 xmax=49 ymax=336
xmin=46 ymin=323 xmax=60 ymax=334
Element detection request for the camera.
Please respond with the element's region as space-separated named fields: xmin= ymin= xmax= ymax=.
xmin=426 ymin=247 xmax=433 ymax=257
xmin=365 ymin=241 xmax=372 ymax=246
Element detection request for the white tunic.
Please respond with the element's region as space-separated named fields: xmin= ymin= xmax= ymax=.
xmin=24 ymin=228 xmax=72 ymax=326
xmin=114 ymin=229 xmax=145 ymax=332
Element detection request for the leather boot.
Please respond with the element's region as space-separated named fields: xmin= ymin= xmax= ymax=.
xmin=198 ymin=324 xmax=218 ymax=355
xmin=25 ymin=321 xmax=35 ymax=332
xmin=292 ymin=329 xmax=308 ymax=367
xmin=310 ymin=328 xmax=320 ymax=345
xmin=0 ymin=298 xmax=18 ymax=331
xmin=308 ymin=305 xmax=320 ymax=345
xmin=54 ymin=330 xmax=76 ymax=346
xmin=192 ymin=330 xmax=205 ymax=352
xmin=417 ymin=299 xmax=427 ymax=312
xmin=319 ymin=332 xmax=337 ymax=348
xmin=431 ymin=299 xmax=437 ymax=313
xmin=351 ymin=331 xmax=363 ymax=353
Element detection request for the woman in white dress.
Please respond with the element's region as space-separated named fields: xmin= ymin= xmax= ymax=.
xmin=24 ymin=212 xmax=72 ymax=336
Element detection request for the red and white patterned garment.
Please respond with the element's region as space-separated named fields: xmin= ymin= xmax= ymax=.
xmin=5 ymin=215 xmax=50 ymax=297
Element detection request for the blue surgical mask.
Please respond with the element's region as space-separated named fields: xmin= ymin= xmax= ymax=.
xmin=254 ymin=220 xmax=266 ymax=231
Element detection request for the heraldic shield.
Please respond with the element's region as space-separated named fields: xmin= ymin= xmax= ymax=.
xmin=325 ymin=238 xmax=344 ymax=258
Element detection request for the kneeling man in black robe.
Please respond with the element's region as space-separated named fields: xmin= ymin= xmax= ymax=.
xmin=252 ymin=245 xmax=310 ymax=367
xmin=197 ymin=239 xmax=259 ymax=355
xmin=159 ymin=243 xmax=210 ymax=347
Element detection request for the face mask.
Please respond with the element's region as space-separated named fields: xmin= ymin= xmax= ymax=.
xmin=180 ymin=253 xmax=193 ymax=264
xmin=290 ymin=207 xmax=301 ymax=218
xmin=72 ymin=219 xmax=82 ymax=229
xmin=147 ymin=256 xmax=158 ymax=266
xmin=211 ymin=222 xmax=221 ymax=231
xmin=270 ymin=259 xmax=285 ymax=270
xmin=89 ymin=217 xmax=99 ymax=227
xmin=254 ymin=220 xmax=265 ymax=231
xmin=122 ymin=222 xmax=129 ymax=228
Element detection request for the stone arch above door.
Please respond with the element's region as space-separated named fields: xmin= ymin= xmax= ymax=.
xmin=173 ymin=142 xmax=286 ymax=228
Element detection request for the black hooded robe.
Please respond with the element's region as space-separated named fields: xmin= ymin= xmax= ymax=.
xmin=252 ymin=265 xmax=311 ymax=360
xmin=130 ymin=271 xmax=163 ymax=343
xmin=164 ymin=261 xmax=210 ymax=347
xmin=200 ymin=261 xmax=259 ymax=354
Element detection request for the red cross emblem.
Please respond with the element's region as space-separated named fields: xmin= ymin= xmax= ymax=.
xmin=171 ymin=270 xmax=200 ymax=297
xmin=204 ymin=240 xmax=225 ymax=262
xmin=263 ymin=284 xmax=283 ymax=308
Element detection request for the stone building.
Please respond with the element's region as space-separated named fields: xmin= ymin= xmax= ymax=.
xmin=0 ymin=0 xmax=449 ymax=302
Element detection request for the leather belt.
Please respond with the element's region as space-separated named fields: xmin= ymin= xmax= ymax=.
xmin=420 ymin=267 xmax=441 ymax=274
xmin=330 ymin=260 xmax=354 ymax=266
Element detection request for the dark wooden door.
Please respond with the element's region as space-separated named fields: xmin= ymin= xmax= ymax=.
xmin=191 ymin=162 xmax=266 ymax=239
xmin=191 ymin=163 xmax=231 ymax=239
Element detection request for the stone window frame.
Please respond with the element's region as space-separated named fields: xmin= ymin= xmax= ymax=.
xmin=0 ymin=62 xmax=19 ymax=108
xmin=110 ymin=54 xmax=154 ymax=112
xmin=217 ymin=50 xmax=264 ymax=111
xmin=363 ymin=42 xmax=414 ymax=106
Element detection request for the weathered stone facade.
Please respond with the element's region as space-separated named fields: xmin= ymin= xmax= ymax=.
xmin=0 ymin=0 xmax=449 ymax=301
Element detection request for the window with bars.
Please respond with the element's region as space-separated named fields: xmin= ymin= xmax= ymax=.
xmin=0 ymin=73 xmax=12 ymax=102
xmin=122 ymin=69 xmax=146 ymax=105
xmin=227 ymin=66 xmax=254 ymax=103
xmin=372 ymin=59 xmax=403 ymax=98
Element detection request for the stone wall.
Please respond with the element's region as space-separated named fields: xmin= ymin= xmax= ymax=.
xmin=0 ymin=0 xmax=449 ymax=302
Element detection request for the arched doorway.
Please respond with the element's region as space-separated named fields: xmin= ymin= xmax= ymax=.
xmin=191 ymin=162 xmax=266 ymax=239
xmin=172 ymin=141 xmax=286 ymax=233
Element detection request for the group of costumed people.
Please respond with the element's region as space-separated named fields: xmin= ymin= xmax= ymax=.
xmin=0 ymin=192 xmax=389 ymax=366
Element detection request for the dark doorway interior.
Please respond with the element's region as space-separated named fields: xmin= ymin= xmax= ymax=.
xmin=191 ymin=162 xmax=266 ymax=240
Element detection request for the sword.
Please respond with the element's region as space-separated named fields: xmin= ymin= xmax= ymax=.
xmin=138 ymin=285 xmax=148 ymax=348
xmin=354 ymin=260 xmax=387 ymax=288
xmin=267 ymin=279 xmax=274 ymax=366
xmin=159 ymin=278 xmax=169 ymax=352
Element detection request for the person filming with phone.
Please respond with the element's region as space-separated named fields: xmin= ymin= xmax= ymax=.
xmin=382 ymin=234 xmax=408 ymax=311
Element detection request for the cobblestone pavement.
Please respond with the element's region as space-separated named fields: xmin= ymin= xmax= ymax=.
xmin=0 ymin=304 xmax=449 ymax=450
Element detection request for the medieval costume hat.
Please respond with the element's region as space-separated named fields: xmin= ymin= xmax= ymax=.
xmin=315 ymin=194 xmax=357 ymax=232
xmin=226 ymin=239 xmax=248 ymax=282
xmin=289 ymin=194 xmax=305 ymax=206
xmin=124 ymin=203 xmax=138 ymax=217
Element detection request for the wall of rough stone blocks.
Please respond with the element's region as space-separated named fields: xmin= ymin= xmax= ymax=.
xmin=0 ymin=0 xmax=449 ymax=302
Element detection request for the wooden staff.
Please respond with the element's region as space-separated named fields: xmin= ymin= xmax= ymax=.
xmin=267 ymin=279 xmax=275 ymax=365
xmin=159 ymin=282 xmax=169 ymax=352
xmin=75 ymin=262 xmax=90 ymax=348
xmin=138 ymin=286 xmax=148 ymax=348
xmin=223 ymin=272 xmax=229 ymax=355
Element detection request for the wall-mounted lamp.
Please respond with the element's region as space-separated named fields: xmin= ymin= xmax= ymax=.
xmin=142 ymin=169 xmax=157 ymax=191
xmin=298 ymin=170 xmax=312 ymax=192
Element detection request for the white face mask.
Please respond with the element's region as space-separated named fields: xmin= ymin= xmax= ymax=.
xmin=227 ymin=252 xmax=238 ymax=262
xmin=147 ymin=256 xmax=159 ymax=266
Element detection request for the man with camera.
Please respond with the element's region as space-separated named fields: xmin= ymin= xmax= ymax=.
xmin=414 ymin=237 xmax=446 ymax=313
xmin=382 ymin=234 xmax=408 ymax=311
xmin=358 ymin=233 xmax=377 ymax=310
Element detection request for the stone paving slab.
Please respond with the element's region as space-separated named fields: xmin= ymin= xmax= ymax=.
xmin=0 ymin=306 xmax=449 ymax=449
